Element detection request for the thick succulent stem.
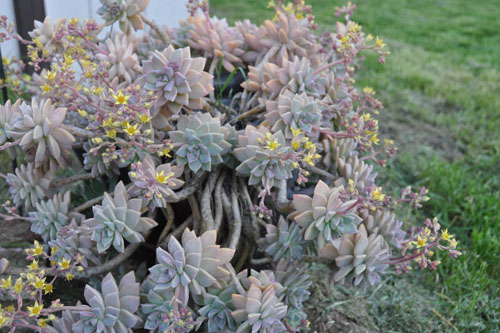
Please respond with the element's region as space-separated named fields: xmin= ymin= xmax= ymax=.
xmin=63 ymin=125 xmax=95 ymax=139
xmin=239 ymin=177 xmax=259 ymax=234
xmin=165 ymin=172 xmax=207 ymax=203
xmin=157 ymin=203 xmax=175 ymax=246
xmin=276 ymin=179 xmax=294 ymax=213
xmin=200 ymin=168 xmax=220 ymax=231
xmin=229 ymin=175 xmax=242 ymax=249
xmin=214 ymin=171 xmax=227 ymax=231
xmin=51 ymin=172 xmax=96 ymax=187
xmin=304 ymin=165 xmax=337 ymax=181
xmin=250 ymin=257 xmax=272 ymax=265
xmin=229 ymin=105 xmax=264 ymax=124
xmin=188 ymin=194 xmax=202 ymax=234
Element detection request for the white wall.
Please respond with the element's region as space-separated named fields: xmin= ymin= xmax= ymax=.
xmin=0 ymin=0 xmax=20 ymax=57
xmin=1 ymin=0 xmax=192 ymax=58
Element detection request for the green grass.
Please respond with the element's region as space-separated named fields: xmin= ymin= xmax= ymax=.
xmin=211 ymin=0 xmax=500 ymax=331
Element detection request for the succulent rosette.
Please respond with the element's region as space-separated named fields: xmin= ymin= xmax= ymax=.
xmin=334 ymin=155 xmax=377 ymax=193
xmin=96 ymin=32 xmax=142 ymax=83
xmin=72 ymin=271 xmax=142 ymax=332
xmin=319 ymin=224 xmax=390 ymax=291
xmin=142 ymin=45 xmax=213 ymax=128
xmin=29 ymin=192 xmax=71 ymax=242
xmin=84 ymin=181 xmax=158 ymax=253
xmin=169 ymin=113 xmax=231 ymax=173
xmin=258 ymin=216 xmax=308 ymax=262
xmin=288 ymin=180 xmax=362 ymax=249
xmin=148 ymin=228 xmax=234 ymax=305
xmin=28 ymin=17 xmax=67 ymax=54
xmin=6 ymin=162 xmax=51 ymax=210
xmin=8 ymin=98 xmax=75 ymax=169
xmin=129 ymin=155 xmax=184 ymax=208
xmin=0 ymin=99 xmax=20 ymax=145
xmin=263 ymin=90 xmax=322 ymax=139
xmin=97 ymin=0 xmax=149 ymax=33
xmin=234 ymin=126 xmax=294 ymax=190
xmin=360 ymin=209 xmax=405 ymax=249
xmin=231 ymin=284 xmax=288 ymax=333
xmin=198 ymin=286 xmax=237 ymax=332
xmin=184 ymin=14 xmax=245 ymax=72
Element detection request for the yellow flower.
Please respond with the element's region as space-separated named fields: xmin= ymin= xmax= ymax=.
xmin=416 ymin=235 xmax=426 ymax=248
xmin=158 ymin=146 xmax=172 ymax=158
xmin=105 ymin=129 xmax=117 ymax=139
xmin=38 ymin=318 xmax=49 ymax=328
xmin=372 ymin=187 xmax=385 ymax=201
xmin=43 ymin=283 xmax=53 ymax=294
xmin=448 ymin=238 xmax=458 ymax=249
xmin=1 ymin=276 xmax=11 ymax=289
xmin=27 ymin=259 xmax=39 ymax=271
xmin=124 ymin=123 xmax=139 ymax=136
xmin=77 ymin=109 xmax=88 ymax=118
xmin=262 ymin=132 xmax=280 ymax=151
xmin=58 ymin=258 xmax=71 ymax=270
xmin=363 ymin=86 xmax=375 ymax=95
xmin=27 ymin=301 xmax=43 ymax=317
xmin=102 ymin=117 xmax=115 ymax=128
xmin=6 ymin=305 xmax=14 ymax=312
xmin=303 ymin=151 xmax=320 ymax=166
xmin=156 ymin=170 xmax=174 ymax=184
xmin=375 ymin=36 xmax=386 ymax=48
xmin=91 ymin=137 xmax=103 ymax=145
xmin=65 ymin=273 xmax=74 ymax=281
xmin=370 ymin=134 xmax=379 ymax=145
xmin=31 ymin=277 xmax=46 ymax=290
xmin=441 ymin=228 xmax=452 ymax=241
xmin=112 ymin=90 xmax=130 ymax=105
xmin=291 ymin=140 xmax=301 ymax=150
xmin=291 ymin=128 xmax=303 ymax=138
xmin=32 ymin=241 xmax=43 ymax=256
xmin=63 ymin=54 xmax=74 ymax=67
xmin=43 ymin=70 xmax=56 ymax=81
xmin=140 ymin=114 xmax=151 ymax=123
xmin=0 ymin=313 xmax=8 ymax=327
xmin=69 ymin=17 xmax=79 ymax=25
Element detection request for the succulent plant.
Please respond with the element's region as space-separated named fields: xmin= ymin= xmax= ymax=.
xmin=49 ymin=217 xmax=100 ymax=268
xmin=97 ymin=0 xmax=149 ymax=33
xmin=240 ymin=62 xmax=281 ymax=101
xmin=360 ymin=209 xmax=405 ymax=249
xmin=288 ymin=180 xmax=362 ymax=249
xmin=148 ymin=228 xmax=235 ymax=305
xmin=231 ymin=284 xmax=287 ymax=333
xmin=28 ymin=17 xmax=67 ymax=54
xmin=274 ymin=260 xmax=311 ymax=310
xmin=253 ymin=11 xmax=318 ymax=66
xmin=8 ymin=98 xmax=75 ymax=169
xmin=73 ymin=271 xmax=142 ymax=332
xmin=263 ymin=90 xmax=322 ymax=139
xmin=129 ymin=155 xmax=184 ymax=208
xmin=0 ymin=99 xmax=20 ymax=145
xmin=258 ymin=216 xmax=308 ymax=262
xmin=274 ymin=260 xmax=311 ymax=329
xmin=198 ymin=286 xmax=237 ymax=332
xmin=334 ymin=155 xmax=377 ymax=193
xmin=142 ymin=288 xmax=176 ymax=331
xmin=6 ymin=162 xmax=51 ymax=210
xmin=168 ymin=113 xmax=231 ymax=173
xmin=46 ymin=309 xmax=81 ymax=333
xmin=184 ymin=14 xmax=245 ymax=72
xmin=141 ymin=45 xmax=213 ymax=127
xmin=322 ymin=137 xmax=357 ymax=172
xmin=234 ymin=126 xmax=294 ymax=190
xmin=96 ymin=32 xmax=142 ymax=83
xmin=320 ymin=224 xmax=390 ymax=291
xmin=82 ymin=142 xmax=121 ymax=178
xmin=28 ymin=192 xmax=71 ymax=242
xmin=84 ymin=181 xmax=158 ymax=253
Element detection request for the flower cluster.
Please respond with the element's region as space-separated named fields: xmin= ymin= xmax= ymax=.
xmin=0 ymin=1 xmax=461 ymax=332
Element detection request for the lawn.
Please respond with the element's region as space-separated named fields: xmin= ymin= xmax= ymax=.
xmin=210 ymin=0 xmax=500 ymax=331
